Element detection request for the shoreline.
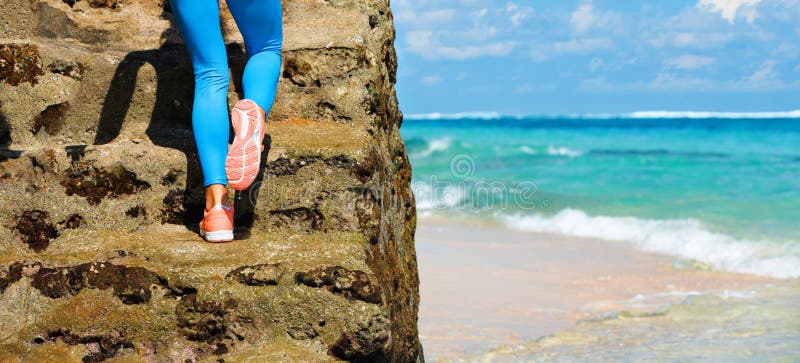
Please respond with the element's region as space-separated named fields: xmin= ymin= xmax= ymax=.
xmin=415 ymin=220 xmax=780 ymax=360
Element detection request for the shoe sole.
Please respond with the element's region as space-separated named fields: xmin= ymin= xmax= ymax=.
xmin=199 ymin=227 xmax=234 ymax=243
xmin=226 ymin=99 xmax=264 ymax=191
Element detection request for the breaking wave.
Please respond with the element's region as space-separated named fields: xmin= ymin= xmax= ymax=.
xmin=502 ymin=208 xmax=800 ymax=279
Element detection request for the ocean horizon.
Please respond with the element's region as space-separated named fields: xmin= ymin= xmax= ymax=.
xmin=404 ymin=110 xmax=800 ymax=121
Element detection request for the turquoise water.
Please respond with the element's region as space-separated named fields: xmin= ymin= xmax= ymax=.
xmin=401 ymin=114 xmax=800 ymax=278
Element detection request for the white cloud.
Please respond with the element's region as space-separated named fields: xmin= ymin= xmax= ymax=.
xmin=650 ymin=32 xmax=735 ymax=49
xmin=651 ymin=72 xmax=714 ymax=90
xmin=588 ymin=57 xmax=637 ymax=73
xmin=697 ymin=0 xmax=762 ymax=23
xmin=395 ymin=9 xmax=457 ymax=26
xmin=570 ymin=1 xmax=621 ymax=34
xmin=665 ymin=55 xmax=716 ymax=70
xmin=570 ymin=2 xmax=596 ymax=34
xmin=531 ymin=37 xmax=614 ymax=62
xmin=506 ymin=2 xmax=532 ymax=27
xmin=422 ymin=75 xmax=443 ymax=85
xmin=554 ymin=38 xmax=613 ymax=53
xmin=406 ymin=30 xmax=517 ymax=60
xmin=774 ymin=43 xmax=800 ymax=59
xmin=747 ymin=60 xmax=777 ymax=81
xmin=580 ymin=70 xmax=796 ymax=92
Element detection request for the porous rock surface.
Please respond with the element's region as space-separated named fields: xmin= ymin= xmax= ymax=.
xmin=0 ymin=0 xmax=422 ymax=361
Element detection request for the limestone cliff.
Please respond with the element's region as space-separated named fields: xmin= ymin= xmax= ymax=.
xmin=0 ymin=0 xmax=422 ymax=361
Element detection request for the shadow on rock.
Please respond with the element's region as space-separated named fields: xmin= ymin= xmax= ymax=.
xmin=0 ymin=108 xmax=10 ymax=148
xmin=232 ymin=133 xmax=271 ymax=239
xmin=0 ymin=107 xmax=23 ymax=159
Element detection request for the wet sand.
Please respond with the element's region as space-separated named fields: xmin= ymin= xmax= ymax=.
xmin=415 ymin=222 xmax=775 ymax=360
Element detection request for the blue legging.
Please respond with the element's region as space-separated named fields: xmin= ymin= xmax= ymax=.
xmin=169 ymin=0 xmax=282 ymax=187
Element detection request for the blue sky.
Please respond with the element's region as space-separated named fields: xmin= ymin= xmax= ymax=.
xmin=392 ymin=0 xmax=800 ymax=115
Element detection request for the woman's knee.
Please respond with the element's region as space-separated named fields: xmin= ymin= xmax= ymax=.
xmin=194 ymin=66 xmax=230 ymax=90
xmin=227 ymin=0 xmax=282 ymax=55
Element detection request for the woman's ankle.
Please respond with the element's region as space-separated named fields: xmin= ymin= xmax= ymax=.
xmin=205 ymin=184 xmax=230 ymax=210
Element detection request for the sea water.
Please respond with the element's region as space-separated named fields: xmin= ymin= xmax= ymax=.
xmin=401 ymin=113 xmax=800 ymax=279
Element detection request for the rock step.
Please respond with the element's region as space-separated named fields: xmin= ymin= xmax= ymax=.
xmin=0 ymin=227 xmax=390 ymax=362
xmin=0 ymin=118 xmax=381 ymax=252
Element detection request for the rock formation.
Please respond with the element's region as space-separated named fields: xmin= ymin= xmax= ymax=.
xmin=0 ymin=0 xmax=422 ymax=361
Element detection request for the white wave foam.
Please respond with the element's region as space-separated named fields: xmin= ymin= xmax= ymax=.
xmin=623 ymin=110 xmax=800 ymax=119
xmin=411 ymin=180 xmax=465 ymax=211
xmin=519 ymin=146 xmax=537 ymax=155
xmin=404 ymin=110 xmax=800 ymax=120
xmin=547 ymin=146 xmax=584 ymax=157
xmin=405 ymin=112 xmax=504 ymax=120
xmin=502 ymin=208 xmax=800 ymax=279
xmin=630 ymin=290 xmax=702 ymax=303
xmin=411 ymin=137 xmax=451 ymax=158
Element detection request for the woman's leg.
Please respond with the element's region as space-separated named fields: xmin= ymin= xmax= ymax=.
xmin=226 ymin=0 xmax=283 ymax=113
xmin=169 ymin=0 xmax=231 ymax=208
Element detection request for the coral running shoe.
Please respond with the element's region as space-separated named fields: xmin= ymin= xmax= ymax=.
xmin=199 ymin=204 xmax=234 ymax=243
xmin=226 ymin=99 xmax=265 ymax=190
